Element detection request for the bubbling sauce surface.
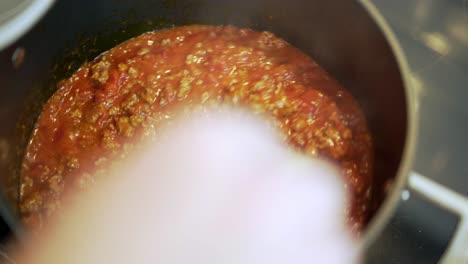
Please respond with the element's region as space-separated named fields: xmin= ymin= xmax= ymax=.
xmin=20 ymin=25 xmax=373 ymax=232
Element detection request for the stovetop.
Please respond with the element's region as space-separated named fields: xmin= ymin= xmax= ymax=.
xmin=367 ymin=0 xmax=468 ymax=263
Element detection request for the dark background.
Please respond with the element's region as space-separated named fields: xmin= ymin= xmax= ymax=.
xmin=367 ymin=0 xmax=468 ymax=263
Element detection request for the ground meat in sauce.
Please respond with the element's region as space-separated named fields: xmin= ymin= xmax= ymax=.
xmin=20 ymin=25 xmax=373 ymax=233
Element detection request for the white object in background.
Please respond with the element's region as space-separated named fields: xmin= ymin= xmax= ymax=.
xmin=409 ymin=172 xmax=468 ymax=264
xmin=0 ymin=0 xmax=55 ymax=51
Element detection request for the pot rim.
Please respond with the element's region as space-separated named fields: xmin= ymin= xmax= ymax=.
xmin=357 ymin=0 xmax=419 ymax=249
xmin=1 ymin=0 xmax=419 ymax=247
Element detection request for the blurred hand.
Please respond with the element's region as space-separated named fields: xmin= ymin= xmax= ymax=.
xmin=18 ymin=110 xmax=358 ymax=264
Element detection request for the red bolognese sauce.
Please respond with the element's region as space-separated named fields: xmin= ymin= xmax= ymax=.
xmin=20 ymin=25 xmax=373 ymax=233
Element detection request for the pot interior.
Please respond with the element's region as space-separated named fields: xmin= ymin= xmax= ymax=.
xmin=0 ymin=0 xmax=408 ymax=237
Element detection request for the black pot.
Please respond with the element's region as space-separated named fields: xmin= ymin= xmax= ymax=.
xmin=0 ymin=0 xmax=423 ymax=256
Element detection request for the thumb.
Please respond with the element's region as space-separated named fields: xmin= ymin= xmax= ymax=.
xmin=18 ymin=110 xmax=358 ymax=264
